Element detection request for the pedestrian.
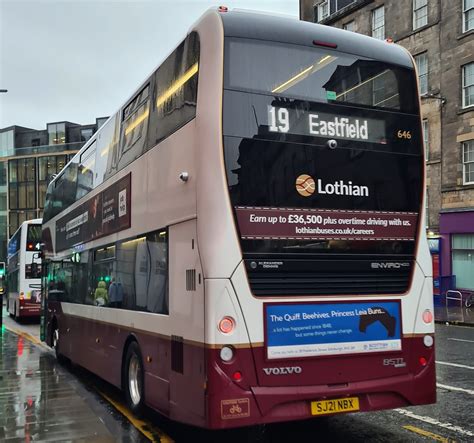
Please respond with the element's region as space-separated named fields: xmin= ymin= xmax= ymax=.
xmin=94 ymin=280 xmax=108 ymax=306
xmin=108 ymin=277 xmax=123 ymax=308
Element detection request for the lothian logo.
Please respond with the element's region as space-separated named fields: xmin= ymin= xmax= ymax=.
xmin=295 ymin=174 xmax=316 ymax=197
xmin=295 ymin=174 xmax=369 ymax=198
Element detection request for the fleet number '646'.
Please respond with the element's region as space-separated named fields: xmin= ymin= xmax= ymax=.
xmin=397 ymin=130 xmax=412 ymax=139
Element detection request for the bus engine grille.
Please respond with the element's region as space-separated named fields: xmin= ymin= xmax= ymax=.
xmin=244 ymin=258 xmax=413 ymax=296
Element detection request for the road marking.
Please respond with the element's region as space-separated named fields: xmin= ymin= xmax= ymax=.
xmin=437 ymin=383 xmax=474 ymax=395
xmin=436 ymin=360 xmax=474 ymax=370
xmin=98 ymin=390 xmax=174 ymax=443
xmin=396 ymin=408 xmax=474 ymax=438
xmin=403 ymin=425 xmax=450 ymax=442
xmin=448 ymin=338 xmax=474 ymax=343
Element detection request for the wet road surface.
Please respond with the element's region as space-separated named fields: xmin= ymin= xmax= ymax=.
xmin=0 ymin=325 xmax=151 ymax=442
xmin=1 ymin=308 xmax=473 ymax=442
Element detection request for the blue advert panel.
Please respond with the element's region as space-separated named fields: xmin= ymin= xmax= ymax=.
xmin=266 ymin=302 xmax=401 ymax=359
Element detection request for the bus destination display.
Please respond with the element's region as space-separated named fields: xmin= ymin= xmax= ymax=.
xmin=268 ymin=106 xmax=386 ymax=144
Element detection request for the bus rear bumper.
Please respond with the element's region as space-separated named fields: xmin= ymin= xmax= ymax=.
xmin=18 ymin=304 xmax=41 ymax=317
xmin=206 ymin=354 xmax=436 ymax=429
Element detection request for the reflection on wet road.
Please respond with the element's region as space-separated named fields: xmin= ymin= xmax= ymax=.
xmin=0 ymin=326 xmax=148 ymax=442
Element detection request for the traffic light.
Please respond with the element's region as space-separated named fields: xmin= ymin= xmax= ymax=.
xmin=0 ymin=262 xmax=5 ymax=279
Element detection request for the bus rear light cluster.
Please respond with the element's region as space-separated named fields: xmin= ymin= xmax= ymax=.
xmin=220 ymin=345 xmax=234 ymax=362
xmin=19 ymin=292 xmax=24 ymax=301
xmin=218 ymin=316 xmax=235 ymax=334
xmin=419 ymin=357 xmax=427 ymax=367
xmin=422 ymin=309 xmax=433 ymax=324
xmin=232 ymin=371 xmax=242 ymax=381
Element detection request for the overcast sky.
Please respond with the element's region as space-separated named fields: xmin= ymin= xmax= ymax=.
xmin=0 ymin=0 xmax=298 ymax=130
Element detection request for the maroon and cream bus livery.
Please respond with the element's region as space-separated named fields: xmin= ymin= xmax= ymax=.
xmin=41 ymin=8 xmax=435 ymax=429
xmin=7 ymin=219 xmax=43 ymax=320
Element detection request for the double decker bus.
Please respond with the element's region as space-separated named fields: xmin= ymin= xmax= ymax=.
xmin=41 ymin=8 xmax=435 ymax=429
xmin=7 ymin=219 xmax=43 ymax=320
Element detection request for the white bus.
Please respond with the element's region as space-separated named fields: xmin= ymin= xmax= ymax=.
xmin=41 ymin=8 xmax=435 ymax=429
xmin=7 ymin=219 xmax=42 ymax=320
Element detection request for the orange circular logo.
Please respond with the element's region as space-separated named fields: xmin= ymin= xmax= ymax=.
xmin=296 ymin=174 xmax=316 ymax=197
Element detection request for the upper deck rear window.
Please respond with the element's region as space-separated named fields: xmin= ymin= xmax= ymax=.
xmin=224 ymin=38 xmax=419 ymax=114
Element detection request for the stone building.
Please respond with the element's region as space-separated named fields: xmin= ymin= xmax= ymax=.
xmin=300 ymin=0 xmax=474 ymax=291
xmin=0 ymin=117 xmax=108 ymax=260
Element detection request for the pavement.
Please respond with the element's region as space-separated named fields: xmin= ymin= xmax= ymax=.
xmin=0 ymin=307 xmax=154 ymax=443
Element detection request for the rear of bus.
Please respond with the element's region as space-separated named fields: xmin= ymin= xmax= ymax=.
xmin=8 ymin=220 xmax=42 ymax=318
xmin=203 ymin=11 xmax=435 ymax=428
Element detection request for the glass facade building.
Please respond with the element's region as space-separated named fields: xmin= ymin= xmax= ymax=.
xmin=0 ymin=119 xmax=106 ymax=260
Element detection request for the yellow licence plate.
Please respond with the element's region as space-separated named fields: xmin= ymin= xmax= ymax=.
xmin=311 ymin=397 xmax=359 ymax=416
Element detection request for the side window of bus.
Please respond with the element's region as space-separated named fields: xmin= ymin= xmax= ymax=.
xmin=117 ymin=85 xmax=150 ymax=172
xmin=90 ymin=245 xmax=115 ymax=307
xmin=8 ymin=269 xmax=19 ymax=293
xmin=48 ymin=258 xmax=87 ymax=304
xmin=77 ymin=141 xmax=96 ymax=199
xmin=52 ymin=160 xmax=78 ymax=219
xmin=7 ymin=229 xmax=21 ymax=257
xmin=48 ymin=261 xmax=68 ymax=302
xmin=43 ymin=182 xmax=55 ymax=223
xmin=147 ymin=32 xmax=200 ymax=149
xmin=113 ymin=230 xmax=168 ymax=314
xmin=95 ymin=115 xmax=120 ymax=186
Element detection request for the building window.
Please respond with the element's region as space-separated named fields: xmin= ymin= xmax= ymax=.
xmin=38 ymin=155 xmax=66 ymax=209
xmin=462 ymin=62 xmax=474 ymax=108
xmin=8 ymin=158 xmax=36 ymax=211
xmin=0 ymin=162 xmax=7 ymax=186
xmin=452 ymin=234 xmax=474 ymax=290
xmin=0 ymin=130 xmax=14 ymax=157
xmin=371 ymin=6 xmax=385 ymax=40
xmin=81 ymin=128 xmax=93 ymax=142
xmin=317 ymin=1 xmax=329 ymax=21
xmin=463 ymin=140 xmax=474 ymax=184
xmin=423 ymin=119 xmax=429 ymax=160
xmin=343 ymin=21 xmax=355 ymax=32
xmin=464 ymin=0 xmax=474 ymax=32
xmin=47 ymin=122 xmax=66 ymax=145
xmin=415 ymin=52 xmax=429 ymax=95
xmin=9 ymin=211 xmax=37 ymax=237
xmin=413 ymin=0 xmax=428 ymax=29
xmin=96 ymin=117 xmax=108 ymax=129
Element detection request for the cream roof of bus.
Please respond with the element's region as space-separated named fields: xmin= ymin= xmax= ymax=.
xmin=220 ymin=9 xmax=414 ymax=70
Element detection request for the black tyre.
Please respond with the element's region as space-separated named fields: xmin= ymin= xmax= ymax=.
xmin=124 ymin=341 xmax=145 ymax=416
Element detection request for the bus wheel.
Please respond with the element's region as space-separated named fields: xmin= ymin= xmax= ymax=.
xmin=124 ymin=341 xmax=145 ymax=416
